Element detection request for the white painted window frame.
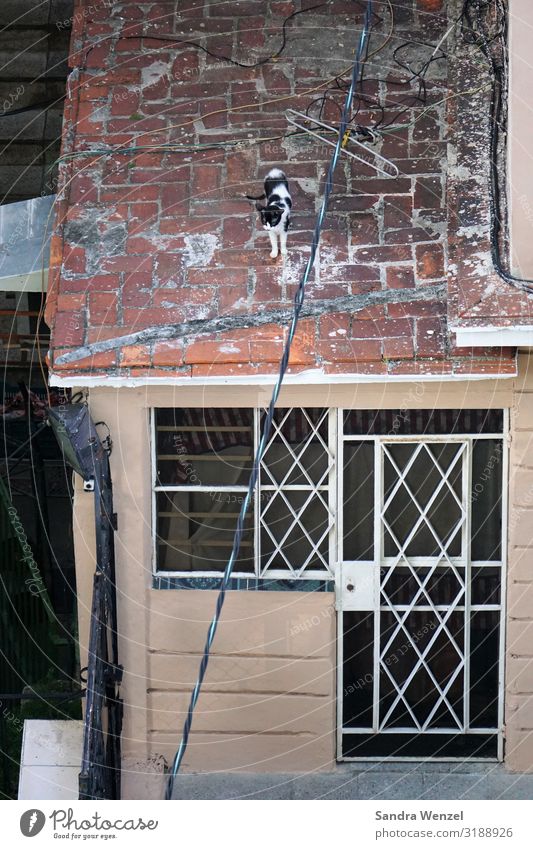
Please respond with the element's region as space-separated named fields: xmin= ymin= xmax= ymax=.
xmin=151 ymin=406 xmax=338 ymax=579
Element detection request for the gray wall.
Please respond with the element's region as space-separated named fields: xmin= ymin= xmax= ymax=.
xmin=0 ymin=1 xmax=73 ymax=202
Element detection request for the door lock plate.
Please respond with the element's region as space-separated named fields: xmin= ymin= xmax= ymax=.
xmin=336 ymin=563 xmax=376 ymax=611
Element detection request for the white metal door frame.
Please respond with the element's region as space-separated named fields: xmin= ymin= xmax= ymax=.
xmin=336 ymin=410 xmax=508 ymax=762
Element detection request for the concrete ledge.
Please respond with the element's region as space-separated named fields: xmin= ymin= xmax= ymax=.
xmin=18 ymin=720 xmax=83 ymax=800
xmin=171 ymin=765 xmax=533 ymax=800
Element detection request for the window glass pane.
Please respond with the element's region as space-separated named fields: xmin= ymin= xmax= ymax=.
xmin=383 ymin=443 xmax=463 ymax=557
xmin=471 ymin=567 xmax=501 ymax=605
xmin=471 ymin=439 xmax=502 ymax=561
xmin=343 ymin=612 xmax=374 ymax=728
xmin=470 ymin=611 xmax=499 ymax=728
xmin=155 ymin=408 xmax=253 ymax=486
xmin=260 ymin=490 xmax=330 ymax=572
xmin=342 ymin=732 xmax=497 ymax=759
xmin=156 ymin=490 xmax=254 ymax=572
xmin=343 ymin=441 xmax=374 ymax=560
xmin=344 ymin=409 xmax=503 ymax=436
xmin=261 ymin=408 xmax=329 ymax=486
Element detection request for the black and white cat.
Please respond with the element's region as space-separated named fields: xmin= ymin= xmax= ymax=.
xmin=247 ymin=168 xmax=292 ymax=259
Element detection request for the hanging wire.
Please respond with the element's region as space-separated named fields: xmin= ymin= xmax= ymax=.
xmin=164 ymin=0 xmax=375 ymax=801
xmin=461 ymin=0 xmax=533 ymax=295
xmin=55 ymin=1 xmax=396 ymax=171
xmin=100 ymin=3 xmax=328 ymax=70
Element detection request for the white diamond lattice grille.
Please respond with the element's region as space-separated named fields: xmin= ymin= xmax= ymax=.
xmin=259 ymin=408 xmax=334 ymax=576
xmin=379 ymin=441 xmax=468 ymax=732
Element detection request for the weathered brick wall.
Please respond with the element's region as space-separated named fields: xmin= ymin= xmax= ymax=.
xmin=446 ymin=0 xmax=533 ymax=329
xmin=46 ymin=0 xmax=515 ymax=378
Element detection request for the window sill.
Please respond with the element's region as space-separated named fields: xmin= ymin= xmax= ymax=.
xmin=152 ymin=575 xmax=334 ymax=592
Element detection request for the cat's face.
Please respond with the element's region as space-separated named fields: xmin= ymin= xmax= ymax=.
xmin=256 ymin=204 xmax=282 ymax=229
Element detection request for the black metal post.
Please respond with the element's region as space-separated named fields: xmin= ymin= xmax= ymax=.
xmin=47 ymin=404 xmax=122 ymax=801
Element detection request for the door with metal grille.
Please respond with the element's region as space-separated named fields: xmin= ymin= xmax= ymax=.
xmin=338 ymin=411 xmax=506 ymax=760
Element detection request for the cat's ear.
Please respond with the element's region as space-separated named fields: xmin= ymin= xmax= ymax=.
xmin=255 ymin=202 xmax=265 ymax=212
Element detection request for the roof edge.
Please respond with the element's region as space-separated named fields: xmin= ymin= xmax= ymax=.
xmin=48 ymin=370 xmax=518 ymax=389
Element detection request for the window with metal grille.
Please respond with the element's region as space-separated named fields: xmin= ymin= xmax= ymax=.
xmin=152 ymin=407 xmax=335 ymax=577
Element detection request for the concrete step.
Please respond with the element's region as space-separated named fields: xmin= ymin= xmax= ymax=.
xmin=171 ymin=764 xmax=533 ymax=800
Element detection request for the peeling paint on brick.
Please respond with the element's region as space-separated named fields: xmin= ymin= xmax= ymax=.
xmin=184 ymin=234 xmax=219 ymax=267
xmin=63 ymin=215 xmax=127 ymax=275
xmin=141 ymin=60 xmax=169 ymax=90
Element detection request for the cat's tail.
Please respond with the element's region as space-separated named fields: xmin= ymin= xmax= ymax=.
xmin=245 ymin=193 xmax=266 ymax=201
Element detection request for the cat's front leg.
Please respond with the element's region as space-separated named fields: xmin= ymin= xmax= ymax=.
xmin=279 ymin=228 xmax=288 ymax=257
xmin=268 ymin=230 xmax=278 ymax=259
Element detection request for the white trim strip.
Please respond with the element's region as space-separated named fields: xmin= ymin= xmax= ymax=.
xmin=453 ymin=325 xmax=533 ymax=347
xmin=49 ymin=369 xmax=517 ymax=388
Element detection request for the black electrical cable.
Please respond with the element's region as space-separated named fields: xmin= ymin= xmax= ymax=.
xmin=461 ymin=0 xmax=533 ymax=295
xmin=61 ymin=1 xmax=381 ymax=165
xmin=163 ymin=2 xmax=378 ymax=800
xmin=304 ymin=30 xmax=447 ymax=136
xmin=361 ymin=30 xmax=454 ymax=131
xmin=0 ymin=97 xmax=64 ymax=119
xmin=82 ymin=2 xmax=328 ymax=71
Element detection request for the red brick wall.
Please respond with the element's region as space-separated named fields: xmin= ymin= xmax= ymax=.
xmin=47 ymin=0 xmax=515 ymax=379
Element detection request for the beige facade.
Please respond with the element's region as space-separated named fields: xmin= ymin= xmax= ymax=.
xmin=505 ymin=354 xmax=533 ymax=770
xmin=68 ymin=365 xmax=533 ymax=797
